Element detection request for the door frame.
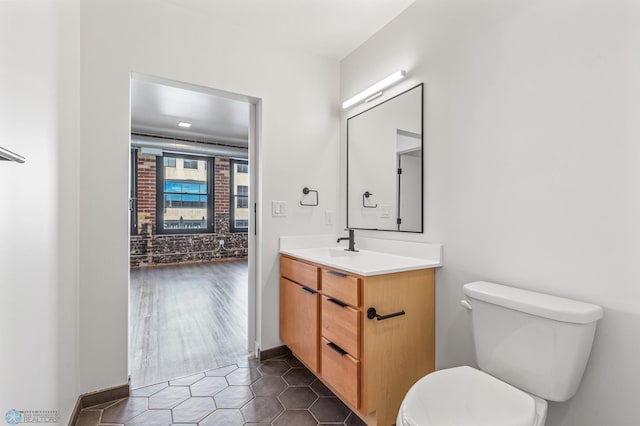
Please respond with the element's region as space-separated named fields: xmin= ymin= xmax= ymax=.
xmin=128 ymin=72 xmax=262 ymax=374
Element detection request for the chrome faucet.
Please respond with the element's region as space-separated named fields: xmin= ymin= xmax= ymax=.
xmin=337 ymin=229 xmax=358 ymax=252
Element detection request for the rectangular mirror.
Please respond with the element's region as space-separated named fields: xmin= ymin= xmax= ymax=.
xmin=347 ymin=83 xmax=423 ymax=232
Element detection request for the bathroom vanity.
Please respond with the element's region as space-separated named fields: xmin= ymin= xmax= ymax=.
xmin=279 ymin=237 xmax=441 ymax=426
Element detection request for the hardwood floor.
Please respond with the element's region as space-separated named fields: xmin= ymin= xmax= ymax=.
xmin=129 ymin=260 xmax=249 ymax=388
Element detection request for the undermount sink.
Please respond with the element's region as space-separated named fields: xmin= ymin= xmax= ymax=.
xmin=327 ymin=248 xmax=361 ymax=257
xmin=299 ymin=247 xmax=361 ymax=258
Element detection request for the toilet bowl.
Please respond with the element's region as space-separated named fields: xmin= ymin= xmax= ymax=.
xmin=396 ymin=281 xmax=602 ymax=426
xmin=396 ymin=366 xmax=547 ymax=426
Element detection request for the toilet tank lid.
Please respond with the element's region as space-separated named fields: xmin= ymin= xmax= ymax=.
xmin=464 ymin=281 xmax=603 ymax=324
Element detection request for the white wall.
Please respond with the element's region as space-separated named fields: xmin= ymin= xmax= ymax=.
xmin=0 ymin=0 xmax=80 ymax=423
xmin=398 ymin=152 xmax=421 ymax=231
xmin=79 ymin=0 xmax=339 ymax=395
xmin=340 ymin=0 xmax=640 ymax=425
xmin=56 ymin=0 xmax=81 ymax=421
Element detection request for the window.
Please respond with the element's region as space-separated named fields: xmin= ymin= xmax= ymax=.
xmin=236 ymin=185 xmax=249 ymax=208
xmin=230 ymin=159 xmax=249 ymax=233
xmin=183 ymin=159 xmax=198 ymax=169
xmin=130 ymin=149 xmax=138 ymax=234
xmin=157 ymin=154 xmax=213 ymax=233
xmin=237 ymin=197 xmax=249 ymax=209
xmin=235 ymin=220 xmax=249 ymax=228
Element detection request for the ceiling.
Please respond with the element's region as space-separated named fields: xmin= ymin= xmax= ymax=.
xmin=165 ymin=0 xmax=416 ymax=60
xmin=132 ymin=1 xmax=416 ymax=146
xmin=131 ymin=78 xmax=251 ymax=146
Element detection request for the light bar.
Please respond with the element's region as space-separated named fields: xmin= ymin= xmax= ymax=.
xmin=178 ymin=121 xmax=192 ymax=128
xmin=341 ymin=70 xmax=406 ymax=109
xmin=0 ymin=146 xmax=26 ymax=163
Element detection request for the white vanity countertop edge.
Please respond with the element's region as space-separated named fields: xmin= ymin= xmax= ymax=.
xmin=280 ymin=246 xmax=442 ymax=276
xmin=279 ymin=234 xmax=443 ymax=260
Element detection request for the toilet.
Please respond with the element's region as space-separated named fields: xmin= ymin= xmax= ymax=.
xmin=397 ymin=281 xmax=603 ymax=426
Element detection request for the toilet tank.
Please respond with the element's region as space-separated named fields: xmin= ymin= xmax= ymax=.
xmin=464 ymin=281 xmax=603 ymax=402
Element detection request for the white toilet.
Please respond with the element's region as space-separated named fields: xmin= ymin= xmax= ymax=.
xmin=397 ymin=281 xmax=603 ymax=426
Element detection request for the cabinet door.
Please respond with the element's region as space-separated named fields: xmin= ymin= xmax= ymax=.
xmin=280 ymin=277 xmax=319 ymax=372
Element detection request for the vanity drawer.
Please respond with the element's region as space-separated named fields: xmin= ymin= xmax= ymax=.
xmin=281 ymin=256 xmax=319 ymax=290
xmin=321 ymin=296 xmax=360 ymax=358
xmin=321 ymin=269 xmax=360 ymax=307
xmin=321 ymin=337 xmax=360 ymax=408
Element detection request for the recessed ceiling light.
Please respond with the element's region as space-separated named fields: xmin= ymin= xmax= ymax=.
xmin=178 ymin=121 xmax=192 ymax=128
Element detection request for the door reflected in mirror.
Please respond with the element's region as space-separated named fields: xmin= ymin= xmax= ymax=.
xmin=347 ymin=84 xmax=423 ymax=232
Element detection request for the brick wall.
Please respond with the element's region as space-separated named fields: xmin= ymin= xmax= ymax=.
xmin=215 ymin=157 xmax=230 ymax=214
xmin=130 ymin=154 xmax=248 ymax=267
xmin=137 ymin=155 xmax=157 ymax=233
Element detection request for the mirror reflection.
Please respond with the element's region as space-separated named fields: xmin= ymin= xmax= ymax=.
xmin=347 ymin=84 xmax=423 ymax=232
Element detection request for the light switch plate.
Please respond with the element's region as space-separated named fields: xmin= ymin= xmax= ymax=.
xmin=380 ymin=204 xmax=392 ymax=218
xmin=272 ymin=201 xmax=287 ymax=217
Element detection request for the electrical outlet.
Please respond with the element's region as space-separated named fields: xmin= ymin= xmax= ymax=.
xmin=381 ymin=204 xmax=392 ymax=218
xmin=325 ymin=210 xmax=335 ymax=225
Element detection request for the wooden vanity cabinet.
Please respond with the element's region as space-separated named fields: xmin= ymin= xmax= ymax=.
xmin=280 ymin=254 xmax=435 ymax=426
xmin=279 ymin=257 xmax=320 ymax=373
xmin=321 ymin=295 xmax=360 ymax=358
xmin=321 ymin=336 xmax=360 ymax=407
xmin=320 ymin=270 xmax=362 ymax=409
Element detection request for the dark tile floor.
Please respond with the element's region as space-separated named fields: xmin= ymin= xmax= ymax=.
xmin=75 ymin=354 xmax=367 ymax=426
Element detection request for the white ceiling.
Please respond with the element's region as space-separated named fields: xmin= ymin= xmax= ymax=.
xmin=165 ymin=0 xmax=416 ymax=60
xmin=132 ymin=0 xmax=416 ymax=145
xmin=131 ymin=78 xmax=251 ymax=146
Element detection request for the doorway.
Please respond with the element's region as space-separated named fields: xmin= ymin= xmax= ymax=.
xmin=127 ymin=74 xmax=259 ymax=388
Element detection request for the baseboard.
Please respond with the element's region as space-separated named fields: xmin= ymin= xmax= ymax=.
xmin=259 ymin=345 xmax=291 ymax=361
xmin=68 ymin=384 xmax=129 ymax=426
xmin=130 ymin=256 xmax=248 ymax=269
xmin=67 ymin=397 xmax=83 ymax=426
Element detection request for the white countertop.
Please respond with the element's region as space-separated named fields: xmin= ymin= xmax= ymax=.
xmin=280 ymin=245 xmax=441 ymax=276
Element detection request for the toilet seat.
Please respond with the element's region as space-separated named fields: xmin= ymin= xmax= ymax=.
xmin=397 ymin=366 xmax=547 ymax=426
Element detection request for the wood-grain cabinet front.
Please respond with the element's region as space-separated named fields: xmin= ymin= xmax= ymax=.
xmin=279 ymin=256 xmax=320 ymax=373
xmin=279 ymin=254 xmax=436 ymax=426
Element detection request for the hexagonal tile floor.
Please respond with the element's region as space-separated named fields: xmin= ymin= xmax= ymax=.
xmin=74 ymin=354 xmax=367 ymax=426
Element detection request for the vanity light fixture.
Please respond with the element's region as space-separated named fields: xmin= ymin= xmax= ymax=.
xmin=0 ymin=146 xmax=26 ymax=163
xmin=341 ymin=70 xmax=406 ymax=109
xmin=178 ymin=121 xmax=192 ymax=128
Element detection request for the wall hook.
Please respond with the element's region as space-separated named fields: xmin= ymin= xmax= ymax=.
xmin=300 ymin=187 xmax=319 ymax=206
xmin=362 ymin=191 xmax=378 ymax=208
